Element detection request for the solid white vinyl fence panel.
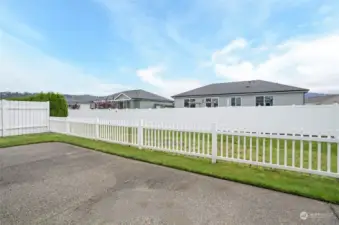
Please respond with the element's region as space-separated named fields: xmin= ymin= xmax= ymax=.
xmin=68 ymin=104 xmax=339 ymax=136
xmin=50 ymin=117 xmax=339 ymax=178
xmin=0 ymin=100 xmax=3 ymax=137
xmin=0 ymin=100 xmax=49 ymax=137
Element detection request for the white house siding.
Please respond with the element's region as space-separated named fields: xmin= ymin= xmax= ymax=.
xmin=131 ymin=100 xmax=140 ymax=109
xmin=79 ymin=104 xmax=91 ymax=110
xmin=139 ymin=100 xmax=174 ymax=109
xmin=174 ymin=91 xmax=305 ymax=108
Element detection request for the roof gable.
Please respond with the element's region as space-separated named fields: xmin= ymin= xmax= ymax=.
xmin=107 ymin=89 xmax=173 ymax=102
xmin=172 ymin=80 xmax=309 ymax=98
xmin=114 ymin=93 xmax=131 ymax=101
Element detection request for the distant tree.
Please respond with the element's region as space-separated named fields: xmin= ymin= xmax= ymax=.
xmin=6 ymin=92 xmax=68 ymax=117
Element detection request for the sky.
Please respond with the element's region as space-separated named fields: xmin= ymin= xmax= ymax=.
xmin=1 ymin=0 xmax=339 ymax=98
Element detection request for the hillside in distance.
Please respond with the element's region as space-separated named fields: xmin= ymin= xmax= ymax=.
xmin=305 ymin=92 xmax=326 ymax=98
xmin=0 ymin=92 xmax=105 ymax=103
xmin=1 ymin=91 xmax=328 ymax=103
xmin=0 ymin=92 xmax=35 ymax=99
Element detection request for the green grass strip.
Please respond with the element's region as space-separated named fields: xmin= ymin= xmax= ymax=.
xmin=1 ymin=133 xmax=339 ymax=204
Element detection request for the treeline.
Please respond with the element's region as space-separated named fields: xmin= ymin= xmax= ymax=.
xmin=7 ymin=92 xmax=68 ymax=117
xmin=0 ymin=92 xmax=35 ymax=99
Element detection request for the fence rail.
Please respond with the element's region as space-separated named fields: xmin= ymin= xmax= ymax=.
xmin=50 ymin=117 xmax=339 ymax=178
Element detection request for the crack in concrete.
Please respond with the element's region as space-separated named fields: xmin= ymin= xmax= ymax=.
xmin=329 ymin=204 xmax=339 ymax=222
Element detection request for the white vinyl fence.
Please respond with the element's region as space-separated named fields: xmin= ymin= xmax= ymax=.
xmin=0 ymin=100 xmax=50 ymax=137
xmin=1 ymin=100 xmax=338 ymax=178
xmin=68 ymin=104 xmax=339 ymax=136
xmin=50 ymin=117 xmax=339 ymax=178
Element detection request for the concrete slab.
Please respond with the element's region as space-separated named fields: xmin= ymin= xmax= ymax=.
xmin=0 ymin=143 xmax=338 ymax=225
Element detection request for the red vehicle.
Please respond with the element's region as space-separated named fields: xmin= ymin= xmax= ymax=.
xmin=90 ymin=100 xmax=116 ymax=109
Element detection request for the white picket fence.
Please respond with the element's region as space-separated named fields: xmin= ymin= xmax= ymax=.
xmin=1 ymin=99 xmax=338 ymax=178
xmin=0 ymin=100 xmax=50 ymax=137
xmin=68 ymin=104 xmax=339 ymax=136
xmin=50 ymin=117 xmax=339 ymax=178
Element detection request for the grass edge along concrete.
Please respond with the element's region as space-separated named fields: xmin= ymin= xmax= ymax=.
xmin=0 ymin=133 xmax=339 ymax=204
xmin=59 ymin=119 xmax=339 ymax=177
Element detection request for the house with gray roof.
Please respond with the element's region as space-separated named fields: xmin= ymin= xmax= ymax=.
xmin=171 ymin=80 xmax=309 ymax=108
xmin=306 ymin=94 xmax=339 ymax=105
xmin=105 ymin=89 xmax=174 ymax=109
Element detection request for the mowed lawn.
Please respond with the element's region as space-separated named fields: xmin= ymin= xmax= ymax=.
xmin=1 ymin=133 xmax=339 ymax=204
xmin=69 ymin=123 xmax=339 ymax=173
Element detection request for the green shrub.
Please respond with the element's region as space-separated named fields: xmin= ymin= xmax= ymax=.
xmin=7 ymin=92 xmax=68 ymax=117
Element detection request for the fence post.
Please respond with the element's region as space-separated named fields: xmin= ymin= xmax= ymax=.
xmin=334 ymin=104 xmax=339 ymax=174
xmin=95 ymin=117 xmax=99 ymax=139
xmin=211 ymin=122 xmax=217 ymax=164
xmin=46 ymin=101 xmax=50 ymax=132
xmin=1 ymin=100 xmax=4 ymax=137
xmin=138 ymin=119 xmax=144 ymax=149
xmin=337 ymin=128 xmax=339 ymax=174
xmin=66 ymin=117 xmax=70 ymax=134
xmin=334 ymin=103 xmax=339 ymax=135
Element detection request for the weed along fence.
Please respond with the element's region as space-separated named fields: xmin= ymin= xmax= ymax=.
xmin=50 ymin=117 xmax=339 ymax=178
xmin=0 ymin=100 xmax=50 ymax=137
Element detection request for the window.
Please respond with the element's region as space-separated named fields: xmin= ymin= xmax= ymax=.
xmin=190 ymin=99 xmax=196 ymax=108
xmin=206 ymin=98 xmax=211 ymax=107
xmin=212 ymin=98 xmax=218 ymax=107
xmin=205 ymin=98 xmax=219 ymax=107
xmin=231 ymin=97 xmax=241 ymax=106
xmin=265 ymin=96 xmax=273 ymax=106
xmin=184 ymin=99 xmax=189 ymax=107
xmin=255 ymin=96 xmax=264 ymax=106
xmin=184 ymin=98 xmax=196 ymax=108
xmin=256 ymin=96 xmax=273 ymax=106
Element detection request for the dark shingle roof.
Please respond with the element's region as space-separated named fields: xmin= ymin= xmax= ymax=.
xmin=65 ymin=95 xmax=106 ymax=104
xmin=172 ymin=80 xmax=309 ymax=98
xmin=108 ymin=89 xmax=173 ymax=102
xmin=64 ymin=94 xmax=105 ymax=104
xmin=306 ymin=95 xmax=339 ymax=105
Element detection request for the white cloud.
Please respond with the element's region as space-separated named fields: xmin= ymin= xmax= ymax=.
xmin=136 ymin=66 xmax=202 ymax=98
xmin=0 ymin=30 xmax=128 ymax=96
xmin=212 ymin=38 xmax=247 ymax=64
xmin=211 ymin=34 xmax=339 ymax=93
